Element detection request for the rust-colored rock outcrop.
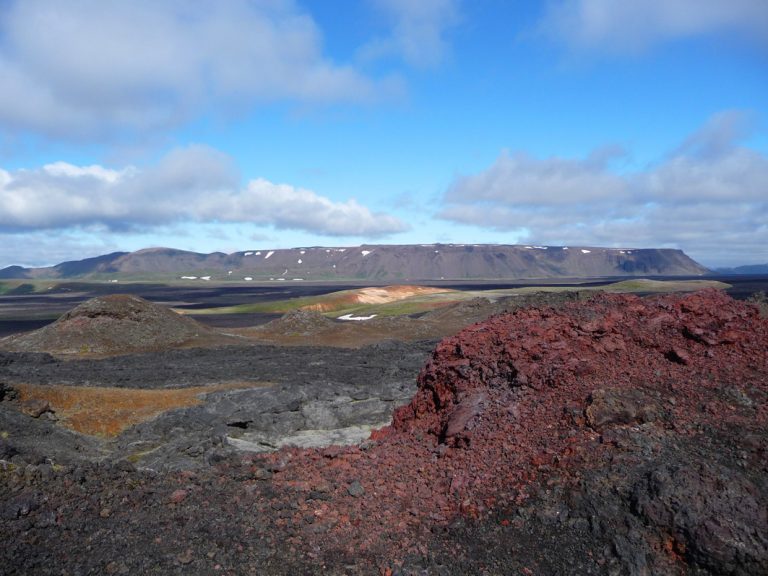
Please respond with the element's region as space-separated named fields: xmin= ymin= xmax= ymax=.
xmin=394 ymin=289 xmax=765 ymax=442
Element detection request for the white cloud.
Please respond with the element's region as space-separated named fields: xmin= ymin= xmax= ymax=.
xmin=445 ymin=147 xmax=630 ymax=206
xmin=361 ymin=0 xmax=460 ymax=67
xmin=0 ymin=145 xmax=408 ymax=238
xmin=541 ymin=0 xmax=768 ymax=54
xmin=439 ymin=111 xmax=768 ymax=266
xmin=0 ymin=0 xmax=383 ymax=140
xmin=206 ymin=178 xmax=409 ymax=236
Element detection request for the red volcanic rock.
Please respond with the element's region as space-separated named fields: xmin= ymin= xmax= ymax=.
xmin=393 ymin=289 xmax=766 ymax=439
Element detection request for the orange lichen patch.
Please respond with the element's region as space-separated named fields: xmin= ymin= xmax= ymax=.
xmin=13 ymin=381 xmax=271 ymax=438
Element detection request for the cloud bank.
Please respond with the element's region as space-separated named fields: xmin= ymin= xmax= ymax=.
xmin=0 ymin=0 xmax=384 ymax=140
xmin=440 ymin=111 xmax=768 ymax=266
xmin=541 ymin=0 xmax=768 ymax=54
xmin=0 ymin=145 xmax=408 ymax=238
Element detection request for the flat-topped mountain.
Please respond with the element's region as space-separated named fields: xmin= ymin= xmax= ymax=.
xmin=0 ymin=243 xmax=709 ymax=281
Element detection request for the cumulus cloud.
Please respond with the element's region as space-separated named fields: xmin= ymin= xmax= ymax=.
xmin=0 ymin=0 xmax=383 ymax=140
xmin=439 ymin=111 xmax=768 ymax=266
xmin=445 ymin=147 xmax=630 ymax=207
xmin=0 ymin=145 xmax=408 ymax=238
xmin=204 ymin=179 xmax=409 ymax=236
xmin=541 ymin=0 xmax=768 ymax=54
xmin=361 ymin=0 xmax=460 ymax=67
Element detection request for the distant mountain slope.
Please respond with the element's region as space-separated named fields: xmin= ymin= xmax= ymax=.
xmin=0 ymin=244 xmax=710 ymax=281
xmin=715 ymin=263 xmax=768 ymax=275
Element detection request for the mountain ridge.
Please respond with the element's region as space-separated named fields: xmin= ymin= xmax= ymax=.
xmin=715 ymin=263 xmax=768 ymax=275
xmin=0 ymin=243 xmax=710 ymax=281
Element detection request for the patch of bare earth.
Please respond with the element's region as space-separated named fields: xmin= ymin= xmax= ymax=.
xmin=12 ymin=381 xmax=272 ymax=437
xmin=299 ymin=285 xmax=453 ymax=312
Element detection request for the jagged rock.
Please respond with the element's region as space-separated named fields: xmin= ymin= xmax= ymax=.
xmin=585 ymin=388 xmax=660 ymax=431
xmin=19 ymin=399 xmax=52 ymax=418
xmin=632 ymin=461 xmax=768 ymax=575
xmin=265 ymin=309 xmax=336 ymax=336
xmin=0 ymin=381 xmax=17 ymax=401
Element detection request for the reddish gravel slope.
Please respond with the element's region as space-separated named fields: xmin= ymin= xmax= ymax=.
xmin=253 ymin=289 xmax=768 ymax=572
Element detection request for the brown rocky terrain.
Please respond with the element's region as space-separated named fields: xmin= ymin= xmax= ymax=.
xmin=0 ymin=294 xmax=239 ymax=356
xmin=1 ymin=289 xmax=766 ymax=574
xmin=238 ymin=292 xmax=588 ymax=347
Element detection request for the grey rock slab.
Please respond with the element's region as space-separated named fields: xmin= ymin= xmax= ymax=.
xmin=226 ymin=421 xmax=389 ymax=453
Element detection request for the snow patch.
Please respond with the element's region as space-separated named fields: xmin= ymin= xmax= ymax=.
xmin=361 ymin=250 xmax=371 ymax=256
xmin=180 ymin=276 xmax=198 ymax=280
xmin=300 ymin=250 xmax=306 ymax=254
xmin=201 ymin=276 xmax=211 ymax=281
xmin=297 ymin=259 xmax=303 ymax=264
xmin=264 ymin=251 xmax=274 ymax=259
xmin=255 ymin=251 xmax=261 ymax=256
xmin=244 ymin=252 xmax=253 ymax=256
xmin=581 ymin=249 xmax=591 ymax=254
xmin=338 ymin=313 xmax=378 ymax=321
xmin=244 ymin=277 xmax=253 ymax=281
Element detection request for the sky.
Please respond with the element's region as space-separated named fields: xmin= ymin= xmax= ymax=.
xmin=0 ymin=0 xmax=766 ymax=269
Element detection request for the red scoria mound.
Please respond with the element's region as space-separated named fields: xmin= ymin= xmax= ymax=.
xmin=392 ymin=288 xmax=765 ymax=440
xmin=248 ymin=289 xmax=767 ymax=571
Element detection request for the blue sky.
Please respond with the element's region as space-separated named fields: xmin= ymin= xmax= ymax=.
xmin=0 ymin=0 xmax=766 ymax=269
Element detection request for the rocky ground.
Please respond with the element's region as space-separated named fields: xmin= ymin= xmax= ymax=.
xmin=1 ymin=294 xmax=241 ymax=356
xmin=1 ymin=289 xmax=766 ymax=574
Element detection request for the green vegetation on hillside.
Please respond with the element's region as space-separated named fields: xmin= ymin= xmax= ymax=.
xmin=183 ymin=279 xmax=730 ymax=319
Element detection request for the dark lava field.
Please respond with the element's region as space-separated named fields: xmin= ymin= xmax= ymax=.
xmin=1 ymin=286 xmax=767 ymax=575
